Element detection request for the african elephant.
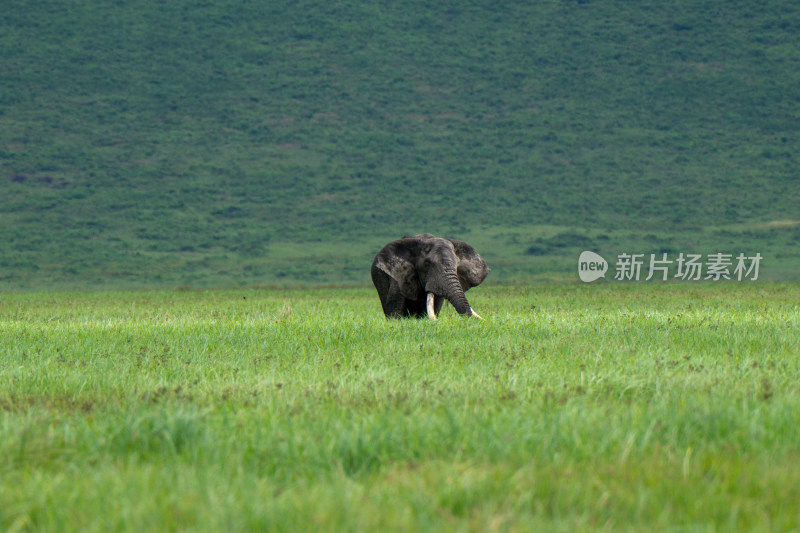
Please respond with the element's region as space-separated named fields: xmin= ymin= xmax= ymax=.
xmin=371 ymin=234 xmax=490 ymax=319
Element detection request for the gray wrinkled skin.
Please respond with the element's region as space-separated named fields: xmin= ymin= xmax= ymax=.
xmin=371 ymin=234 xmax=490 ymax=319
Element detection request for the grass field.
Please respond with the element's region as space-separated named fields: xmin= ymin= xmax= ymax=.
xmin=1 ymin=283 xmax=799 ymax=531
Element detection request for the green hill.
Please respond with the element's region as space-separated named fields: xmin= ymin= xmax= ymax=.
xmin=2 ymin=0 xmax=798 ymax=289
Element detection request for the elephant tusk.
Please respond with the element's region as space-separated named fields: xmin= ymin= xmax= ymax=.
xmin=427 ymin=292 xmax=437 ymax=320
xmin=470 ymin=309 xmax=483 ymax=320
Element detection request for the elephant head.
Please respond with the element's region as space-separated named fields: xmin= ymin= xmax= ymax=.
xmin=371 ymin=234 xmax=490 ymax=319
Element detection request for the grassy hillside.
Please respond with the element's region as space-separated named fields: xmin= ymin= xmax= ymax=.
xmin=1 ymin=0 xmax=798 ymax=289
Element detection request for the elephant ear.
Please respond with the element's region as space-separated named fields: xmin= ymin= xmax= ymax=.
xmin=449 ymin=239 xmax=490 ymax=289
xmin=373 ymin=241 xmax=424 ymax=300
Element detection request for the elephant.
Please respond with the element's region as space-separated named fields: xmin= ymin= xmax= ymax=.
xmin=371 ymin=234 xmax=490 ymax=319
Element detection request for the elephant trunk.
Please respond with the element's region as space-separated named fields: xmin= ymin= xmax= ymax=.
xmin=442 ymin=269 xmax=475 ymax=317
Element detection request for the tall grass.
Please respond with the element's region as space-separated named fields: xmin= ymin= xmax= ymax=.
xmin=1 ymin=283 xmax=799 ymax=531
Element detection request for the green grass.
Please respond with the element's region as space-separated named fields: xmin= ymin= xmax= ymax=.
xmin=2 ymin=0 xmax=799 ymax=289
xmin=2 ymin=283 xmax=799 ymax=531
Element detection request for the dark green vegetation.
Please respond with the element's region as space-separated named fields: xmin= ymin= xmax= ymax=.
xmin=1 ymin=284 xmax=799 ymax=531
xmin=2 ymin=0 xmax=799 ymax=289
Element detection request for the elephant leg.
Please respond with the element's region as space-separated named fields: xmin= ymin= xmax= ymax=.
xmin=426 ymin=293 xmax=446 ymax=319
xmin=384 ymin=286 xmax=408 ymax=318
xmin=372 ymin=268 xmax=405 ymax=318
xmin=403 ymin=296 xmax=428 ymax=318
xmin=434 ymin=295 xmax=445 ymax=316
